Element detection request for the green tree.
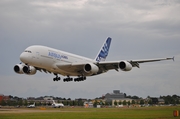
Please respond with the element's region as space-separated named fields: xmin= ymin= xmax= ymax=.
xmin=127 ymin=101 xmax=131 ymax=106
xmin=140 ymin=100 xmax=144 ymax=105
xmin=148 ymin=100 xmax=152 ymax=105
xmin=78 ymin=100 xmax=83 ymax=106
xmin=114 ymin=100 xmax=117 ymax=106
xmin=100 ymin=101 xmax=104 ymax=105
xmin=1 ymin=100 xmax=6 ymax=106
xmin=105 ymin=101 xmax=109 ymax=106
xmin=74 ymin=100 xmax=78 ymax=106
xmin=18 ymin=99 xmax=23 ymax=106
xmin=109 ymin=101 xmax=112 ymax=106
xmin=118 ymin=101 xmax=122 ymax=105
xmin=176 ymin=99 xmax=180 ymax=104
xmin=24 ymin=100 xmax=27 ymax=106
xmin=132 ymin=100 xmax=135 ymax=105
xmin=124 ymin=93 xmax=127 ymax=97
xmin=123 ymin=100 xmax=126 ymax=105
xmin=63 ymin=100 xmax=68 ymax=106
xmin=6 ymin=100 xmax=13 ymax=106
xmin=93 ymin=100 xmax=98 ymax=107
xmin=69 ymin=101 xmax=74 ymax=106
xmin=132 ymin=96 xmax=140 ymax=99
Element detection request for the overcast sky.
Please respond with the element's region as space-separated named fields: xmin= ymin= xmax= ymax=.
xmin=0 ymin=0 xmax=180 ymax=99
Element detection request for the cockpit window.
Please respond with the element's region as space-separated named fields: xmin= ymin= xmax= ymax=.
xmin=24 ymin=50 xmax=32 ymax=53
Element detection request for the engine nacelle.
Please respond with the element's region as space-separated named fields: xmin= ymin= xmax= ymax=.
xmin=14 ymin=64 xmax=25 ymax=74
xmin=23 ymin=65 xmax=37 ymax=75
xmin=119 ymin=61 xmax=132 ymax=71
xmin=84 ymin=63 xmax=99 ymax=74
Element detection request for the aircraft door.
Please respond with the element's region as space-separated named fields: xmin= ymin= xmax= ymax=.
xmin=32 ymin=52 xmax=41 ymax=66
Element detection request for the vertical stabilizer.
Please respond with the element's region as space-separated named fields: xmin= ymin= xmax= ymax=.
xmin=95 ymin=37 xmax=112 ymax=62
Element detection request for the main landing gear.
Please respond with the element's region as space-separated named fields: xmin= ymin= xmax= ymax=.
xmin=63 ymin=76 xmax=86 ymax=82
xmin=53 ymin=74 xmax=61 ymax=81
xmin=74 ymin=76 xmax=86 ymax=82
xmin=53 ymin=74 xmax=86 ymax=82
xmin=63 ymin=76 xmax=73 ymax=82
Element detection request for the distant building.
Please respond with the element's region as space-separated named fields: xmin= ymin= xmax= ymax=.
xmin=84 ymin=101 xmax=93 ymax=108
xmin=158 ymin=98 xmax=165 ymax=104
xmin=0 ymin=94 xmax=3 ymax=102
xmin=0 ymin=94 xmax=10 ymax=102
xmin=150 ymin=97 xmax=165 ymax=104
xmin=75 ymin=98 xmax=87 ymax=102
xmin=105 ymin=90 xmax=125 ymax=102
xmin=27 ymin=97 xmax=36 ymax=100
xmin=44 ymin=96 xmax=53 ymax=100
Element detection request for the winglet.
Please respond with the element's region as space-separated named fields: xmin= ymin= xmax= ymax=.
xmin=167 ymin=56 xmax=175 ymax=61
xmin=95 ymin=37 xmax=112 ymax=62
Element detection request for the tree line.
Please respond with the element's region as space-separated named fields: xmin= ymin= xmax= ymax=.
xmin=0 ymin=99 xmax=84 ymax=107
xmin=0 ymin=95 xmax=179 ymax=107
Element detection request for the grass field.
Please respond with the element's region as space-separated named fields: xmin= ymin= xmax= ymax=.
xmin=0 ymin=106 xmax=180 ymax=119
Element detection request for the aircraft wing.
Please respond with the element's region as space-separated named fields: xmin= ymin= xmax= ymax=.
xmin=55 ymin=57 xmax=174 ymax=75
xmin=56 ymin=62 xmax=86 ymax=75
xmin=97 ymin=57 xmax=174 ymax=71
xmin=130 ymin=57 xmax=174 ymax=63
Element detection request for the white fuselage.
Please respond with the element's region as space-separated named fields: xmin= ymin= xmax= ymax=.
xmin=20 ymin=45 xmax=96 ymax=76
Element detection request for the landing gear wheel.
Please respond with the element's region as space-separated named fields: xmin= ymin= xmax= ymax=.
xmin=74 ymin=76 xmax=86 ymax=82
xmin=63 ymin=77 xmax=73 ymax=82
xmin=58 ymin=77 xmax=61 ymax=81
xmin=53 ymin=74 xmax=61 ymax=81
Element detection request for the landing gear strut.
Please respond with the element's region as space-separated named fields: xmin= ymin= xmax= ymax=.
xmin=53 ymin=74 xmax=61 ymax=81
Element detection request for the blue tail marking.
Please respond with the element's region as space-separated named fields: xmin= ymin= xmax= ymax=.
xmin=95 ymin=37 xmax=112 ymax=62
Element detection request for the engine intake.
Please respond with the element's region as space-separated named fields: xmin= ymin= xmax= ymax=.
xmin=84 ymin=63 xmax=99 ymax=74
xmin=119 ymin=61 xmax=132 ymax=71
xmin=14 ymin=64 xmax=24 ymax=74
xmin=13 ymin=64 xmax=37 ymax=75
xmin=23 ymin=65 xmax=37 ymax=75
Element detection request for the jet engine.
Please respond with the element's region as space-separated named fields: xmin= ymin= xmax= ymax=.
xmin=23 ymin=65 xmax=37 ymax=75
xmin=119 ymin=61 xmax=132 ymax=71
xmin=14 ymin=64 xmax=25 ymax=74
xmin=84 ymin=63 xmax=99 ymax=74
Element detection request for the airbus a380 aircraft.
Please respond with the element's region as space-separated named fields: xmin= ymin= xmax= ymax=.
xmin=14 ymin=37 xmax=174 ymax=82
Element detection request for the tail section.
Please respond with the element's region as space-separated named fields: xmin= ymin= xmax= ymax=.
xmin=95 ymin=37 xmax=112 ymax=62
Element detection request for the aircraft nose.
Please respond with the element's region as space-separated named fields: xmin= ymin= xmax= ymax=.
xmin=20 ymin=52 xmax=28 ymax=63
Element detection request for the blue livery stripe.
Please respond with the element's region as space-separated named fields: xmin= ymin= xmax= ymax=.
xmin=95 ymin=37 xmax=112 ymax=62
